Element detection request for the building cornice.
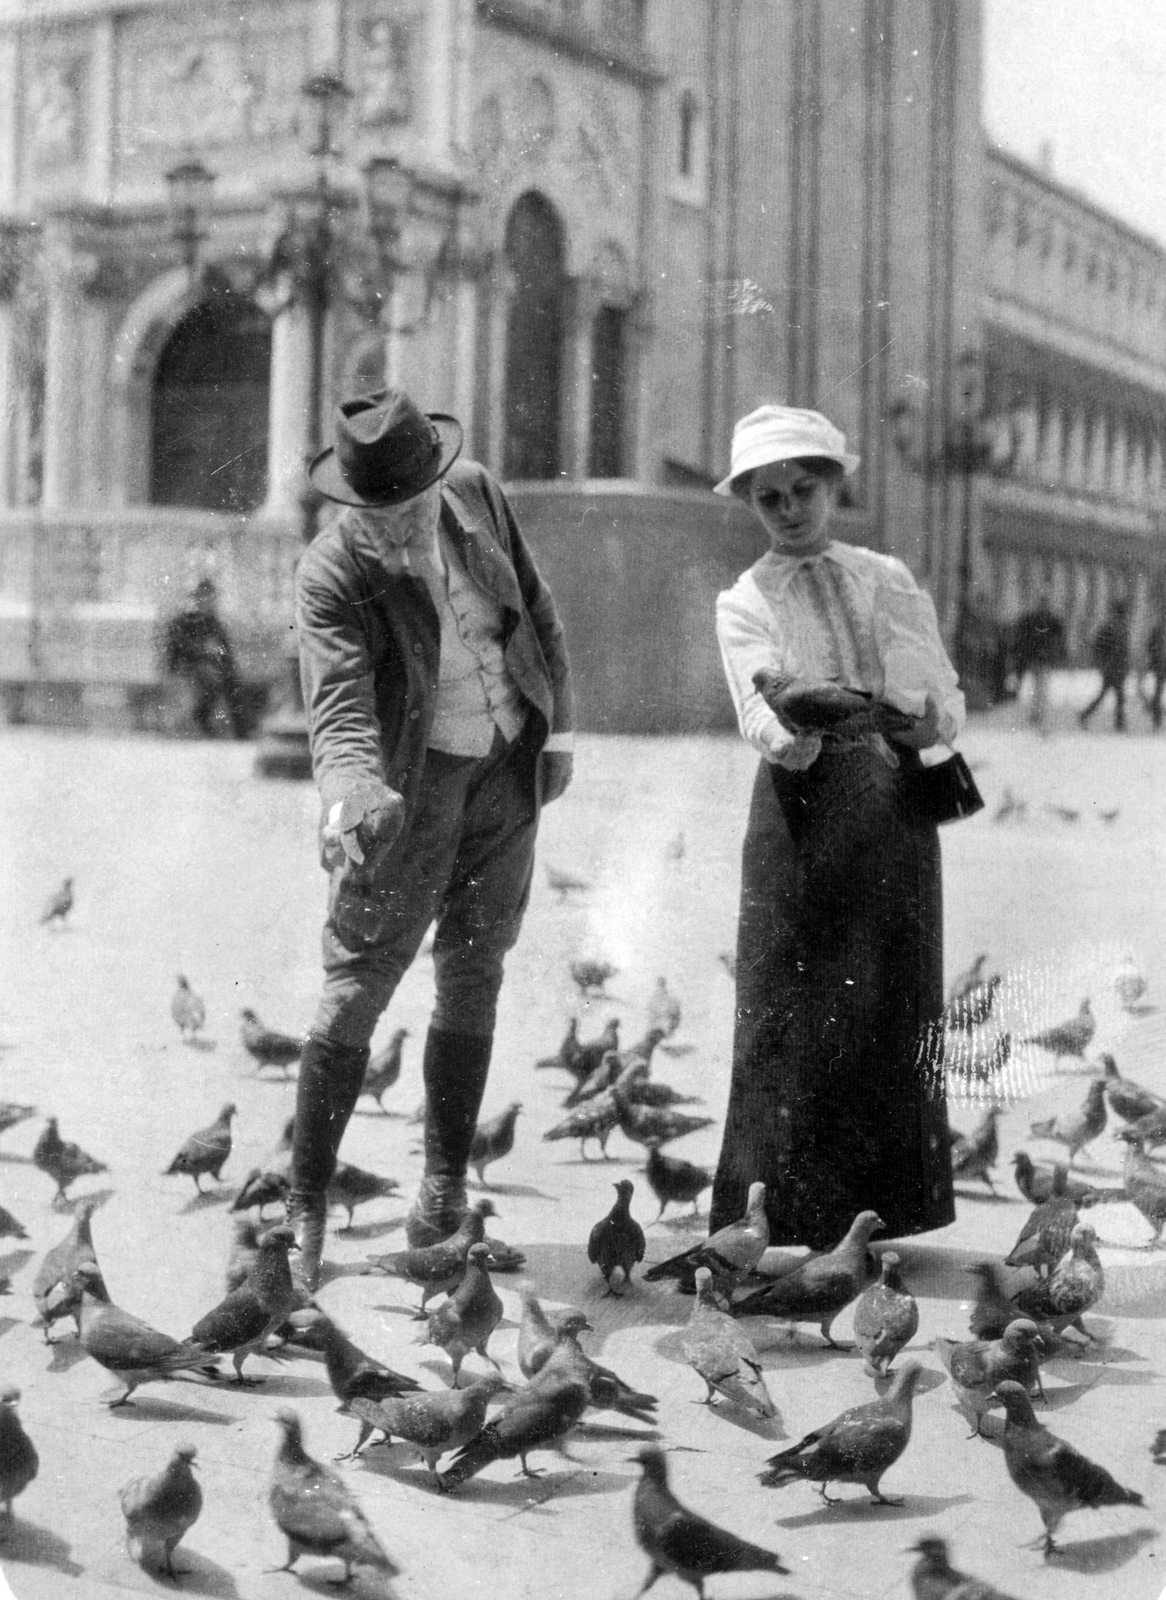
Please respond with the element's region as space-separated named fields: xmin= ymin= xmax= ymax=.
xmin=985 ymin=290 xmax=1166 ymax=401
xmin=476 ymin=1 xmax=664 ymax=86
xmin=986 ymin=140 xmax=1166 ymax=263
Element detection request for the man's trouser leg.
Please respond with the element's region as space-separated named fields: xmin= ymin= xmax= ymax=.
xmin=288 ymin=1038 xmax=369 ymax=1288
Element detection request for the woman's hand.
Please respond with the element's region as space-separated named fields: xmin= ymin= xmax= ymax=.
xmin=888 ymin=694 xmax=942 ymax=750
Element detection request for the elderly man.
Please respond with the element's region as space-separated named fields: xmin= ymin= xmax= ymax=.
xmin=290 ymin=388 xmax=575 ymax=1287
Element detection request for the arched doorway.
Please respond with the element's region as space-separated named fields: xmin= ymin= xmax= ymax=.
xmin=503 ymin=192 xmax=566 ymax=480
xmin=150 ymin=292 xmax=271 ymax=513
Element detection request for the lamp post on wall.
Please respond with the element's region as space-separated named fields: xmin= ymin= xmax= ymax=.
xmin=888 ymin=350 xmax=1019 ymax=705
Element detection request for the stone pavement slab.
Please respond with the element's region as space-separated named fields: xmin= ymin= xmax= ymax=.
xmin=0 ymin=707 xmax=1165 ymax=1599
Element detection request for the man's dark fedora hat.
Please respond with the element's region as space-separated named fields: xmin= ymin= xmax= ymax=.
xmin=308 ymin=388 xmax=463 ymax=507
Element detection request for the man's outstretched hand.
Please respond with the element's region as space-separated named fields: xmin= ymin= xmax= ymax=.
xmin=323 ymin=779 xmax=406 ymax=874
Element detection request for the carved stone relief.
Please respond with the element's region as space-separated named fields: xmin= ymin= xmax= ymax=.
xmin=26 ymin=52 xmax=87 ymax=169
xmin=355 ymin=14 xmax=414 ymax=128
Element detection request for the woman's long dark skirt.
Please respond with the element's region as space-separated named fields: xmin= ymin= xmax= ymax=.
xmin=709 ymin=741 xmax=955 ymax=1248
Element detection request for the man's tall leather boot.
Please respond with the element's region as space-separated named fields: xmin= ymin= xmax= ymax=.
xmin=405 ymin=1026 xmax=492 ymax=1248
xmin=288 ymin=1036 xmax=369 ymax=1290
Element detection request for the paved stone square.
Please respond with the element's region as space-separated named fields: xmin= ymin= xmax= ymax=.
xmin=1 ymin=677 xmax=1166 ymax=1600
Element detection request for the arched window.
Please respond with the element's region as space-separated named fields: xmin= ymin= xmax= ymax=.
xmin=150 ymin=292 xmax=271 ymax=513
xmin=503 ymin=192 xmax=566 ymax=480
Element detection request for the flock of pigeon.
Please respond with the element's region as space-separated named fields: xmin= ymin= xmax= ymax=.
xmin=1 ymin=880 xmax=1162 ymax=1598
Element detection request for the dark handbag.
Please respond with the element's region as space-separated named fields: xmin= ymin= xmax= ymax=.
xmin=902 ymin=749 xmax=984 ymax=825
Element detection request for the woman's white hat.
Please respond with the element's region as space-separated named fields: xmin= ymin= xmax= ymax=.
xmin=713 ymin=405 xmax=860 ymax=496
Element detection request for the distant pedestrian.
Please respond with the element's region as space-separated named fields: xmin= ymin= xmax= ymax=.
xmin=162 ymin=578 xmax=247 ymax=739
xmin=1078 ymin=597 xmax=1130 ymax=732
xmin=1012 ymin=594 xmax=1065 ymax=733
xmin=1142 ymin=614 xmax=1166 ymax=731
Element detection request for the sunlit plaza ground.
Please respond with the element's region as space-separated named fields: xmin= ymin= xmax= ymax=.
xmin=2 ymin=672 xmax=1166 ymax=1599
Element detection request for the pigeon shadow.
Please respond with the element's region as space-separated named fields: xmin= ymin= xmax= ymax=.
xmin=1044 ymin=1525 xmax=1158 ymax=1573
xmin=290 ymin=1563 xmax=397 ymax=1597
xmin=574 ymin=1421 xmax=661 ymax=1443
xmin=654 ymin=1212 xmax=707 ymax=1232
xmin=440 ymin=1465 xmax=630 ymax=1506
xmin=0 ymin=1247 xmax=34 ymax=1278
xmin=668 ymin=1402 xmax=787 ymax=1443
xmin=952 ymin=1187 xmax=1015 ymax=1204
xmin=45 ymin=1337 xmax=90 ymax=1374
xmin=178 ymin=1188 xmax=234 ymax=1215
xmin=234 ymin=1371 xmax=333 ymax=1400
xmin=658 ymin=1043 xmax=697 ymax=1058
xmin=0 ymin=1316 xmax=21 ymax=1340
xmin=185 ymin=1036 xmax=219 ymax=1054
xmin=1122 ymin=1002 xmax=1158 ymax=1017
xmin=335 ymin=1218 xmax=407 ymax=1242
xmin=0 ymin=1152 xmax=32 ymax=1164
xmin=774 ymin=1491 xmax=974 ymax=1529
xmin=152 ymin=1549 xmax=240 ymax=1597
xmin=105 ymin=1394 xmax=239 ymax=1425
xmin=471 ymin=1181 xmax=559 ymax=1202
xmin=0 ymin=1517 xmax=84 ymax=1575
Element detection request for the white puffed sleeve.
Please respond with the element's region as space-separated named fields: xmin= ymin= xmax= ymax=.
xmin=715 ymin=579 xmax=798 ymax=760
xmin=874 ymin=560 xmax=966 ymax=745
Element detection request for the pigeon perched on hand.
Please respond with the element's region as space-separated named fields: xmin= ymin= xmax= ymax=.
xmin=647 ymin=976 xmax=682 ymax=1040
xmin=0 ymin=1388 xmax=38 ymax=1526
xmin=1098 ymin=1053 xmax=1165 ymax=1125
xmin=543 ymin=1089 xmax=621 ymax=1159
xmin=316 ymin=1313 xmax=421 ymax=1409
xmin=1116 ymin=1128 xmax=1166 ymax=1245
xmin=535 ymin=1017 xmax=582 ymax=1075
xmin=341 ymin=1374 xmax=512 ymax=1471
xmin=951 ymin=1105 xmax=1004 ymax=1193
xmin=907 ymin=1536 xmax=1025 ymax=1600
xmin=437 ymin=1369 xmax=591 ymax=1491
xmin=190 ymin=1224 xmax=299 ymax=1384
xmin=367 ymin=1199 xmax=498 ymax=1315
xmin=75 ymin=1262 xmax=219 ymax=1405
xmin=269 ymin=1410 xmax=399 ymax=1583
xmin=853 ymin=1250 xmax=919 ymax=1379
xmin=164 ymin=1102 xmax=236 ymax=1194
xmin=759 ymin=1360 xmax=923 ymax=1504
xmin=935 ymin=1319 xmax=1045 ymax=1437
xmin=643 ymin=1143 xmax=712 ymax=1221
xmin=682 ymin=1267 xmax=777 ymax=1418
xmin=588 ymin=1179 xmax=645 ymax=1296
xmin=361 ymin=1027 xmax=408 ymax=1111
xmin=1012 ymin=1221 xmax=1105 ymax=1342
xmin=469 ymin=1102 xmax=522 ymax=1187
xmin=1022 ymin=998 xmax=1095 ymax=1062
xmin=645 ymin=1181 xmax=769 ymax=1290
xmin=327 ymin=1161 xmax=400 ymax=1229
xmin=1028 ymin=1079 xmax=1106 ymax=1166
xmin=33 ymin=1116 xmax=108 ymax=1204
xmin=119 ymin=1444 xmax=202 ymax=1578
xmin=170 ymin=975 xmax=206 ymax=1044
xmin=1005 ymin=1164 xmax=1079 ymax=1276
xmin=239 ymin=1008 xmax=303 ymax=1077
xmin=39 ymin=876 xmax=73 ymax=926
xmin=731 ymin=1209 xmax=884 ymax=1347
xmin=32 ymin=1194 xmax=103 ymax=1340
xmin=633 ymin=1446 xmax=788 ymax=1597
xmin=993 ymin=1379 xmax=1143 ymax=1556
xmin=422 ymin=1242 xmax=503 ymax=1385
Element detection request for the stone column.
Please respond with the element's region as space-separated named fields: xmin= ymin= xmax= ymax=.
xmin=40 ymin=217 xmax=113 ymax=511
xmin=1148 ymin=433 xmax=1165 ymax=501
xmin=561 ymin=275 xmax=599 ymax=480
xmin=477 ymin=259 xmax=511 ymax=476
xmin=1109 ymin=414 xmax=1129 ymax=500
xmin=1013 ymin=397 xmax=1040 ymax=476
xmin=261 ymin=300 xmax=316 ymax=522
xmin=0 ymin=222 xmax=24 ymax=509
xmin=1064 ymin=407 xmax=1087 ymax=488
xmin=1037 ymin=401 xmax=1063 ymax=487
xmin=1084 ymin=411 xmax=1108 ymax=494
xmin=1126 ymin=425 xmax=1145 ymax=505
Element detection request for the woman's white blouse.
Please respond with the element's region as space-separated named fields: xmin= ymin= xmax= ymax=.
xmin=716 ymin=541 xmax=966 ymax=760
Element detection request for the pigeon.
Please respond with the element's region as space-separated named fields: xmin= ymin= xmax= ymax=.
xmin=269 ymin=1409 xmax=398 ymax=1582
xmin=1124 ymin=1102 xmax=1166 ymax=1151
xmin=570 ymin=958 xmax=618 ymax=995
xmin=1028 ymin=1079 xmax=1106 ymax=1165
xmin=1152 ymin=1428 xmax=1166 ymax=1464
xmin=327 ymin=1161 xmax=400 ymax=1229
xmin=422 ymin=1242 xmax=504 ymax=1385
xmin=32 ymin=1194 xmax=103 ymax=1340
xmin=993 ymin=787 xmax=1027 ymax=824
xmin=1005 ymin=1164 xmax=1079 ymax=1276
xmin=907 ymin=1536 xmax=1026 ymax=1600
xmin=1098 ymin=1053 xmax=1165 ymax=1125
xmin=664 ymin=829 xmax=686 ymax=861
xmin=682 ymin=1267 xmax=777 ymax=1417
xmin=936 ymin=1319 xmax=1045 ymax=1436
xmin=945 ymin=1029 xmax=1013 ymax=1088
xmin=570 ymin=1017 xmax=622 ymax=1081
xmin=1097 ymin=806 xmax=1121 ymax=824
xmin=1043 ymin=803 xmax=1080 ymax=823
xmin=1012 ymin=1221 xmax=1105 ymax=1341
xmin=731 ymin=1209 xmax=884 ymax=1347
xmin=588 ymin=1178 xmax=645 ymax=1296
xmin=0 ymin=1205 xmax=27 ymax=1243
xmin=535 ymin=1017 xmax=582 ymax=1074
xmin=367 ymin=1199 xmax=499 ymax=1315
xmin=993 ymin=1379 xmax=1143 ymax=1556
xmin=624 ymin=1077 xmax=703 ymax=1111
xmin=948 ymin=953 xmax=987 ymax=1004
xmin=951 ymin=1106 xmax=1004 ymax=1193
xmin=1022 ymin=998 xmax=1095 ymax=1062
xmin=966 ymin=1261 xmax=1020 ymax=1341
xmin=32 ymin=1116 xmax=108 ymax=1203
xmin=1011 ymin=1151 xmax=1120 ymax=1208
xmin=543 ymin=1088 xmax=621 ymax=1159
xmin=39 ymin=876 xmax=73 ymax=926
xmin=0 ymin=1104 xmax=36 ymax=1139
xmin=546 ymin=865 xmax=591 ymax=900
xmin=532 ymin=1322 xmax=658 ymax=1423
xmin=469 ymin=1102 xmax=522 ymax=1187
xmin=614 ymin=1089 xmax=716 ymax=1152
xmin=647 ymin=976 xmax=682 ymax=1039
xmin=1115 ymin=1128 xmax=1166 ymax=1245
xmin=164 ymin=1102 xmax=236 ymax=1194
xmin=190 ymin=1224 xmax=299 ymax=1384
xmin=225 ymin=1217 xmax=262 ymax=1294
xmin=316 ymin=1313 xmax=421 ymax=1408
xmin=517 ymin=1293 xmax=592 ymax=1380
xmin=340 ymin=1373 xmax=512 ymax=1470
xmin=231 ymin=1167 xmax=290 ymax=1219
xmin=361 ymin=1027 xmax=408 ymax=1111
xmin=170 ymin=975 xmax=206 ymax=1044
xmin=75 ymin=1262 xmax=219 ymax=1405
xmin=564 ymin=1049 xmax=628 ymax=1108
xmin=0 ymin=1388 xmax=37 ymax=1525
xmin=239 ymin=1008 xmax=303 ymax=1076
xmin=645 ymin=1181 xmax=769 ymax=1288
xmin=853 ymin=1250 xmax=919 ymax=1379
xmin=1113 ymin=955 xmax=1147 ymax=1011
xmin=119 ymin=1444 xmax=202 ymax=1578
xmin=759 ymin=1360 xmax=923 ymax=1504
xmin=643 ymin=1143 xmax=713 ymax=1221
xmin=437 ymin=1369 xmax=592 ymax=1490
xmin=632 ymin=1446 xmax=788 ymax=1598
xmin=942 ymin=973 xmax=1002 ymax=1033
